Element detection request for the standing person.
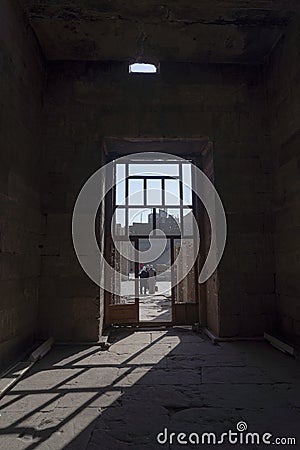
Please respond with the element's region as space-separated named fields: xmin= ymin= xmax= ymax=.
xmin=148 ymin=265 xmax=157 ymax=294
xmin=139 ymin=265 xmax=149 ymax=295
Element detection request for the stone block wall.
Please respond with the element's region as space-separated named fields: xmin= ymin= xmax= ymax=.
xmin=2 ymin=2 xmax=297 ymax=349
xmin=40 ymin=61 xmax=276 ymax=338
xmin=264 ymin=17 xmax=300 ymax=339
xmin=0 ymin=0 xmax=45 ymax=366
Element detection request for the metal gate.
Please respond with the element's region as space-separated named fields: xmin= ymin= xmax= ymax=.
xmin=104 ymin=157 xmax=199 ymax=326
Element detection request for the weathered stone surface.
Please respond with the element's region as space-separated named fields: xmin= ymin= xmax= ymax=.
xmin=19 ymin=0 xmax=298 ymax=63
xmin=1 ymin=0 xmax=300 ymax=362
xmin=38 ymin=56 xmax=277 ymax=338
xmin=0 ymin=330 xmax=299 ymax=449
xmin=0 ymin=0 xmax=45 ymax=368
xmin=264 ymin=17 xmax=300 ymax=339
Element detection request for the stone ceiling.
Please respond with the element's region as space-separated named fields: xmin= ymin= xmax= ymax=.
xmin=20 ymin=0 xmax=299 ymax=63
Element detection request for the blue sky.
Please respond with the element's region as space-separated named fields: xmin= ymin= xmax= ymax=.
xmin=129 ymin=63 xmax=157 ymax=73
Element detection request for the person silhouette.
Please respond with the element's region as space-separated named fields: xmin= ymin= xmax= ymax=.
xmin=139 ymin=265 xmax=149 ymax=295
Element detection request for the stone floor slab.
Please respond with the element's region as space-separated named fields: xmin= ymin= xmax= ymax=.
xmin=0 ymin=329 xmax=299 ymax=449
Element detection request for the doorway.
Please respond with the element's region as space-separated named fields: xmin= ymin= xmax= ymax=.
xmin=105 ymin=154 xmax=200 ymax=326
xmin=138 ymin=237 xmax=172 ymax=322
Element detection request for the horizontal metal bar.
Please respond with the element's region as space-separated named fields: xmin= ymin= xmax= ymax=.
xmin=113 ymin=234 xmax=194 ymax=239
xmin=127 ymin=175 xmax=180 ymax=179
xmin=116 ymin=160 xmax=190 ymax=164
xmin=115 ymin=204 xmax=193 ymax=209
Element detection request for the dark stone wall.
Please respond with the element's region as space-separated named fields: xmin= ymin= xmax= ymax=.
xmin=40 ymin=61 xmax=276 ymax=339
xmin=0 ymin=0 xmax=45 ymax=366
xmin=3 ymin=4 xmax=294 ymax=347
xmin=265 ymin=17 xmax=300 ymax=339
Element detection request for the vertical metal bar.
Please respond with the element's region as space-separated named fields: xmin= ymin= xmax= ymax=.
xmin=170 ymin=237 xmax=175 ymax=323
xmin=153 ymin=208 xmax=156 ymax=232
xmin=125 ymin=163 xmax=129 ymax=205
xmin=179 ymin=163 xmax=184 ymax=235
xmin=134 ymin=238 xmax=139 ymax=322
xmin=144 ymin=178 xmax=147 ymax=206
xmin=125 ymin=163 xmax=129 ymax=234
xmin=179 ymin=163 xmax=183 ymax=206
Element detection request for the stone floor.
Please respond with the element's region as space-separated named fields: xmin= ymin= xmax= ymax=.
xmin=139 ymin=296 xmax=172 ymax=322
xmin=0 ymin=329 xmax=299 ymax=449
